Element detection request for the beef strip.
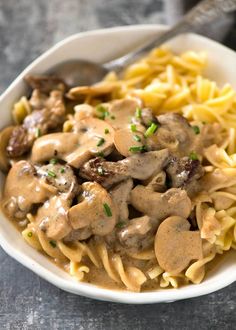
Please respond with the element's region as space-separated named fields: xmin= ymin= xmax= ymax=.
xmin=7 ymin=90 xmax=66 ymax=158
xmin=165 ymin=156 xmax=204 ymax=195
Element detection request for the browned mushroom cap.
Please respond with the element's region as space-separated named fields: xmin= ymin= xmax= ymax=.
xmin=131 ymin=186 xmax=191 ymax=221
xmin=114 ymin=128 xmax=146 ymax=157
xmin=68 ymin=182 xmax=117 ymax=236
xmin=155 ymin=216 xmax=203 ymax=274
xmin=2 ymin=160 xmax=56 ymax=219
xmin=105 ymin=98 xmax=144 ymax=130
xmin=67 ymin=82 xmax=118 ymax=100
xmin=0 ymin=126 xmax=15 ymax=172
xmin=31 ymin=117 xmax=114 ymax=168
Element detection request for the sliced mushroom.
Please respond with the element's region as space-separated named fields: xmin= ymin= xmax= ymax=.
xmin=2 ymin=161 xmax=56 ymax=218
xmin=118 ymin=215 xmax=152 ymax=249
xmin=80 ymin=150 xmax=169 ymax=188
xmin=37 ymin=163 xmax=79 ymax=200
xmin=155 ymin=216 xmax=202 ymax=274
xmin=31 ymin=117 xmax=115 ymax=168
xmin=131 ymin=186 xmax=191 ymax=221
xmin=67 ymin=82 xmax=118 ymax=100
xmin=105 ymin=98 xmax=143 ymax=130
xmin=68 ymin=182 xmax=117 ymax=236
xmin=114 ymin=128 xmax=146 ymax=157
xmin=156 ymin=113 xmax=197 ymax=155
xmin=146 ymin=113 xmax=203 ymax=156
xmin=109 ymin=178 xmax=133 ymax=221
xmin=0 ymin=126 xmax=15 ymax=172
xmin=36 ymin=196 xmax=72 ymax=240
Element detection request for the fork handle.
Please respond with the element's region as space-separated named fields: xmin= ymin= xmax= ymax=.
xmin=104 ymin=0 xmax=236 ymax=71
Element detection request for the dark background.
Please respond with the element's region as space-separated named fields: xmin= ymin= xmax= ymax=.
xmin=0 ymin=1 xmax=236 ymax=329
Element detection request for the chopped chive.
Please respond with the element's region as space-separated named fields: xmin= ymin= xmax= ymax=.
xmin=111 ymin=115 xmax=116 ymax=120
xmin=60 ymin=167 xmax=65 ymax=173
xmin=27 ymin=232 xmax=33 ymax=238
xmin=35 ymin=127 xmax=41 ymax=138
xmin=192 ymin=125 xmax=200 ymax=135
xmin=97 ymin=137 xmax=105 ymax=147
xmin=130 ymin=124 xmax=137 ymax=132
xmin=96 ymin=105 xmax=110 ymax=120
xmin=97 ymin=166 xmax=104 ymax=176
xmin=135 ymin=107 xmax=142 ymax=118
xmin=47 ymin=170 xmax=57 ymax=178
xmin=104 ymin=128 xmax=109 ymax=134
xmin=129 ymin=145 xmax=147 ymax=153
xmin=144 ymin=123 xmax=158 ymax=138
xmin=116 ymin=221 xmax=126 ymax=228
xmin=103 ymin=203 xmax=112 ymax=217
xmin=50 ymin=158 xmax=58 ymax=165
xmin=133 ymin=134 xmax=141 ymax=142
xmin=49 ymin=240 xmax=57 ymax=248
xmin=189 ymin=151 xmax=198 ymax=161
xmin=97 ymin=152 xmax=105 ymax=158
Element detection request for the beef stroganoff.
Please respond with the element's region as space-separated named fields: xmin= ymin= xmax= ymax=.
xmin=1 ymin=47 xmax=236 ymax=292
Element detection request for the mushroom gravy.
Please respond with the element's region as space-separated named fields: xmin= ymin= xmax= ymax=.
xmin=1 ymin=47 xmax=236 ymax=292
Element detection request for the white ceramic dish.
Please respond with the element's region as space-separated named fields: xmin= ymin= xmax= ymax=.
xmin=1 ymin=25 xmax=236 ymax=304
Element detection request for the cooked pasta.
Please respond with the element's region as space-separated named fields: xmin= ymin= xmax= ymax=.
xmin=1 ymin=46 xmax=236 ymax=292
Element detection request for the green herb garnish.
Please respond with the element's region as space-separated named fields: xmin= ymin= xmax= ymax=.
xmin=50 ymin=158 xmax=58 ymax=165
xmin=49 ymin=240 xmax=57 ymax=248
xmin=97 ymin=166 xmax=104 ymax=176
xmin=144 ymin=123 xmax=158 ymax=138
xmin=116 ymin=221 xmax=126 ymax=228
xmin=129 ymin=145 xmax=147 ymax=153
xmin=189 ymin=151 xmax=198 ymax=161
xmin=27 ymin=232 xmax=33 ymax=238
xmin=135 ymin=107 xmax=142 ymax=118
xmin=60 ymin=167 xmax=65 ymax=173
xmin=104 ymin=128 xmax=109 ymax=134
xmin=192 ymin=125 xmax=200 ymax=135
xmin=133 ymin=135 xmax=141 ymax=142
xmin=103 ymin=203 xmax=112 ymax=217
xmin=97 ymin=137 xmax=105 ymax=147
xmin=130 ymin=124 xmax=137 ymax=132
xmin=47 ymin=170 xmax=57 ymax=178
xmin=96 ymin=105 xmax=109 ymax=120
xmin=111 ymin=115 xmax=116 ymax=120
xmin=35 ymin=127 xmax=41 ymax=138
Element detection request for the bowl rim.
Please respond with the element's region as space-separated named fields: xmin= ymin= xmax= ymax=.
xmin=1 ymin=24 xmax=236 ymax=304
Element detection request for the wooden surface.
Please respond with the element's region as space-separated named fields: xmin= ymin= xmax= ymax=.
xmin=0 ymin=1 xmax=236 ymax=329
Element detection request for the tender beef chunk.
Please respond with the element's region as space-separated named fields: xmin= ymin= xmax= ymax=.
xmin=25 ymin=75 xmax=66 ymax=94
xmin=37 ymin=163 xmax=79 ymax=199
xmin=165 ymin=157 xmax=204 ymax=192
xmin=79 ymin=157 xmax=128 ymax=188
xmin=7 ymin=90 xmax=65 ymax=158
xmin=140 ymin=108 xmax=158 ymax=127
xmin=6 ymin=126 xmax=31 ymax=158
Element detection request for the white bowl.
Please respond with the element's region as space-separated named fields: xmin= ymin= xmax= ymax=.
xmin=1 ymin=25 xmax=236 ymax=304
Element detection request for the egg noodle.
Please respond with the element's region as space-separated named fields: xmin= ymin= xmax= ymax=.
xmin=16 ymin=47 xmax=236 ymax=291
